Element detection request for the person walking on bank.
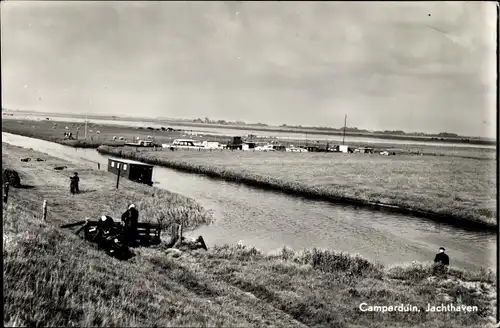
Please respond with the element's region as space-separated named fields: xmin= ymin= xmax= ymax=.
xmin=70 ymin=172 xmax=80 ymax=194
xmin=433 ymin=247 xmax=450 ymax=266
xmin=121 ymin=204 xmax=139 ymax=246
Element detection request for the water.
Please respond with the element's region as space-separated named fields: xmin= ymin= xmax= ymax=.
xmin=8 ymin=113 xmax=495 ymax=150
xmin=2 ymin=132 xmax=496 ymax=271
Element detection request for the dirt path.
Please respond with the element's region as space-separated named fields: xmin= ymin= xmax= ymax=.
xmin=2 ymin=143 xmax=157 ymax=225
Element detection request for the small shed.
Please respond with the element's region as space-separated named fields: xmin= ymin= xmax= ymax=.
xmin=107 ymin=158 xmax=154 ymax=186
xmin=338 ymin=145 xmax=349 ymax=153
xmin=227 ymin=136 xmax=244 ymax=150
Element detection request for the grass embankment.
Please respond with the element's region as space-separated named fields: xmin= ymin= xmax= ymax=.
xmin=97 ymin=146 xmax=497 ymax=231
xmin=2 ymin=143 xmax=497 ymax=327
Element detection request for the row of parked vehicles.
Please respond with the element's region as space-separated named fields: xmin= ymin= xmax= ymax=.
xmin=160 ymin=138 xmax=371 ymax=153
xmin=160 ymin=138 xmax=310 ymax=152
xmin=127 ymin=136 xmax=395 ymax=155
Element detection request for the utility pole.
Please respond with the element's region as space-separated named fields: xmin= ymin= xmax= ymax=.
xmin=342 ymin=114 xmax=347 ymax=145
xmin=85 ymin=116 xmax=88 ymax=139
xmin=116 ymin=165 xmax=121 ymax=189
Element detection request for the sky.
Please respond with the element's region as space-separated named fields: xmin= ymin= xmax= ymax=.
xmin=1 ymin=1 xmax=497 ymax=138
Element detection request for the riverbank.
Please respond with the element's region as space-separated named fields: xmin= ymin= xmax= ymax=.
xmin=2 ymin=143 xmax=497 ymax=327
xmin=97 ymin=146 xmax=497 ymax=231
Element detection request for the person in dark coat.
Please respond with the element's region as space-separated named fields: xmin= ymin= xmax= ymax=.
xmin=70 ymin=172 xmax=80 ymax=194
xmin=121 ymin=204 xmax=139 ymax=246
xmin=433 ymin=247 xmax=450 ymax=266
xmin=92 ymin=215 xmax=115 ymax=247
xmin=96 ymin=215 xmax=126 ymax=254
xmin=3 ymin=181 xmax=10 ymax=203
xmin=99 ymin=215 xmax=116 ymax=234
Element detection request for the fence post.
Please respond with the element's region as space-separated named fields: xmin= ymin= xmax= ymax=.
xmin=42 ymin=200 xmax=47 ymax=221
xmin=97 ymin=163 xmax=101 ymax=170
xmin=173 ymin=223 xmax=183 ymax=248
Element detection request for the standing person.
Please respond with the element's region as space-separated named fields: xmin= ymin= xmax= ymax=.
xmin=3 ymin=181 xmax=10 ymax=203
xmin=433 ymin=247 xmax=450 ymax=266
xmin=121 ymin=204 xmax=139 ymax=246
xmin=70 ymin=172 xmax=80 ymax=194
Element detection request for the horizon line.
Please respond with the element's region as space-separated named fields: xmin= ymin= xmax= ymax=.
xmin=2 ymin=108 xmax=495 ymax=141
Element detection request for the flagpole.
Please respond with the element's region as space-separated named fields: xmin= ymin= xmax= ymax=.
xmin=342 ymin=114 xmax=347 ymax=145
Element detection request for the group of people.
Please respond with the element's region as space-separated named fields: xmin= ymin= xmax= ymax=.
xmin=96 ymin=204 xmax=139 ymax=249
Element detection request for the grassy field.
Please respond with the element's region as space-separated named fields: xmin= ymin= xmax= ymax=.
xmin=2 ymin=143 xmax=497 ymax=327
xmin=2 ymin=117 xmax=496 ymax=160
xmin=97 ymin=146 xmax=497 ymax=230
xmin=1 ymin=117 xmax=212 ymax=149
xmin=4 ymin=110 xmax=495 ymax=146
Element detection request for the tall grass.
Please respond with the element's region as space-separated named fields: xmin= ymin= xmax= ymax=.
xmin=3 ymin=204 xmax=246 ymax=327
xmin=97 ymin=146 xmax=497 ymax=230
xmin=4 ymin=203 xmax=497 ymax=327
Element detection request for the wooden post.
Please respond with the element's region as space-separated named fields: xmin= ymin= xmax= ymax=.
xmin=173 ymin=223 xmax=183 ymax=248
xmin=97 ymin=163 xmax=100 ymax=170
xmin=42 ymin=200 xmax=47 ymax=221
xmin=116 ymin=166 xmax=121 ymax=189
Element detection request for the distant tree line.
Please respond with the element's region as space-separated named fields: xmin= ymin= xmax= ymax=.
xmin=192 ymin=117 xmax=268 ymax=127
xmin=278 ymin=124 xmax=465 ymax=138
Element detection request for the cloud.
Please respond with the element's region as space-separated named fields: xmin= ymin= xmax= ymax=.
xmin=1 ymin=1 xmax=496 ymax=137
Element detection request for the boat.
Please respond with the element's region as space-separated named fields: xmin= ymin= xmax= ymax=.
xmin=162 ymin=139 xmax=204 ymax=150
xmin=286 ymin=145 xmax=308 ymax=152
